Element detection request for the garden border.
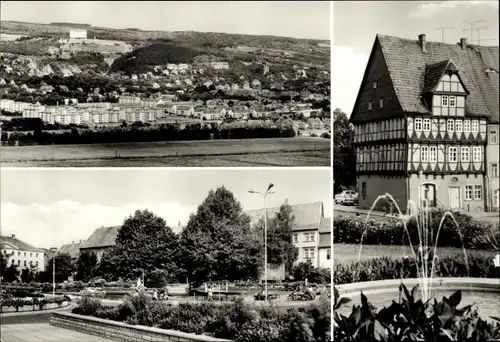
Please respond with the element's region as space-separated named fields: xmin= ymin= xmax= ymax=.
xmin=1 ymin=300 xmax=72 ymax=314
xmin=50 ymin=312 xmax=233 ymax=342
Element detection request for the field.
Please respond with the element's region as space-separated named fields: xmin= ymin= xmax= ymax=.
xmin=334 ymin=243 xmax=496 ymax=264
xmin=0 ymin=137 xmax=330 ymax=167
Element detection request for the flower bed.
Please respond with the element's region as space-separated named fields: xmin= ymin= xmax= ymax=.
xmin=333 ymin=255 xmax=499 ymax=285
xmin=71 ymin=290 xmax=331 ymax=342
xmin=0 ymin=295 xmax=71 ymax=313
xmin=333 ymin=210 xmax=498 ymax=248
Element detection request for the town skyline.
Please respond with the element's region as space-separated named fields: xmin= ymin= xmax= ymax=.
xmin=1 ymin=169 xmax=331 ymax=249
xmin=332 ymin=0 xmax=499 ymax=116
xmin=0 ymin=1 xmax=330 ymax=40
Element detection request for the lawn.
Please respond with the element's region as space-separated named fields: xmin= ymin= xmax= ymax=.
xmin=0 ymin=137 xmax=329 ymax=166
xmin=1 ymin=150 xmax=330 ymax=167
xmin=334 ymin=243 xmax=496 ymax=264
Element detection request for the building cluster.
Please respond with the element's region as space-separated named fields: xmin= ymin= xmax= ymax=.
xmin=1 ymin=94 xmax=325 ymax=126
xmin=1 ymin=234 xmax=46 ymax=272
xmin=351 ymin=34 xmax=499 ymax=212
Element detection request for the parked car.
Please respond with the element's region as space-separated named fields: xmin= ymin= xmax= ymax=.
xmin=335 ymin=190 xmax=359 ymax=205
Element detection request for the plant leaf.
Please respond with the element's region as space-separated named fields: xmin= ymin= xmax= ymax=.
xmin=411 ymin=284 xmax=419 ymax=300
xmin=448 ymin=290 xmax=461 ymax=308
xmin=440 ymin=328 xmax=456 ymax=341
xmin=336 ymin=296 xmax=352 ymax=309
xmin=374 ymin=320 xmax=388 ymax=341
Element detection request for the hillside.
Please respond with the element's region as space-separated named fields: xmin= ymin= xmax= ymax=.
xmin=109 ymin=42 xmax=201 ymax=74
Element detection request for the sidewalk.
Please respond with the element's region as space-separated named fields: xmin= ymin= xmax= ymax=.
xmin=1 ymin=323 xmax=114 ymax=342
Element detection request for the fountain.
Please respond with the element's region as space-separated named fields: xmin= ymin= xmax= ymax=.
xmin=356 ymin=193 xmax=471 ymax=302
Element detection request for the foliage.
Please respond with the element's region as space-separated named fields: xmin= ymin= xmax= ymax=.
xmin=20 ymin=267 xmax=37 ymax=283
xmin=333 ymin=109 xmax=356 ymax=194
xmin=333 ymin=255 xmax=499 ymax=285
xmin=333 ymin=284 xmax=500 ymax=341
xmin=38 ymin=253 xmax=75 ymax=283
xmin=254 ymin=201 xmax=298 ymax=274
xmin=98 ymin=210 xmax=180 ymax=282
xmin=179 ymin=186 xmax=263 ymax=288
xmin=75 ymin=251 xmax=98 ymax=282
xmin=292 ymin=261 xmax=331 ymax=284
xmin=333 ymin=211 xmax=497 ymax=249
xmin=1 ymin=251 xmax=20 ymax=282
xmin=110 ymin=43 xmax=201 ymax=75
xmin=1 ymin=295 xmax=70 ymax=311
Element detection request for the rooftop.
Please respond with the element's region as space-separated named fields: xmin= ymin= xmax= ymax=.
xmin=79 ymin=226 xmax=120 ymax=250
xmin=0 ymin=235 xmax=44 ymax=253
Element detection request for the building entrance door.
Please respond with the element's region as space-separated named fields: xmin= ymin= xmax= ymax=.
xmin=449 ymin=187 xmax=461 ymax=209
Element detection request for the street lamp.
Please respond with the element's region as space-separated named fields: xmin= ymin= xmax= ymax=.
xmin=249 ymin=183 xmax=275 ymax=301
xmin=52 ymin=253 xmax=55 ymax=296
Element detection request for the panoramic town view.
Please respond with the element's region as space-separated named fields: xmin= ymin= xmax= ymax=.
xmin=0 ymin=1 xmax=330 ymax=167
xmin=0 ymin=169 xmax=332 ymax=341
xmin=332 ymin=1 xmax=499 ymax=341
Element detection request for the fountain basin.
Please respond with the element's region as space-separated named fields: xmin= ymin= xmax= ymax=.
xmin=336 ymin=278 xmax=500 ymax=319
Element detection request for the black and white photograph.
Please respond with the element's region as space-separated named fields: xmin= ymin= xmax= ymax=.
xmin=0 ymin=1 xmax=330 ymax=167
xmin=332 ymin=1 xmax=499 ymax=341
xmin=0 ymin=168 xmax=332 ymax=341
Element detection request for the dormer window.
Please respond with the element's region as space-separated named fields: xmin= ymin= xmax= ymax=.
xmin=379 ymin=98 xmax=384 ymax=108
xmin=368 ymin=100 xmax=372 ymax=110
xmin=373 ymin=81 xmax=378 ymax=89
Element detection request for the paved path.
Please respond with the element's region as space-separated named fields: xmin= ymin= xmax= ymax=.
xmin=1 ymin=323 xmax=115 ymax=342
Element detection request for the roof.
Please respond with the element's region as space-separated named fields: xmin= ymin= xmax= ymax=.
xmin=0 ymin=235 xmax=44 ymax=253
xmin=80 ymin=226 xmax=119 ymax=250
xmin=318 ymin=217 xmax=331 ymax=234
xmin=318 ymin=232 xmax=331 ymax=248
xmin=246 ymin=201 xmax=324 ymax=231
xmin=352 ymin=34 xmax=499 ymax=123
xmin=58 ymin=242 xmax=84 ymax=259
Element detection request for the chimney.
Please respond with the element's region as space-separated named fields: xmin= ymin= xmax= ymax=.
xmin=460 ymin=38 xmax=467 ymax=50
xmin=418 ymin=34 xmax=427 ymax=53
xmin=11 ymin=234 xmax=15 ymax=239
xmin=72 ymin=241 xmax=75 ymax=244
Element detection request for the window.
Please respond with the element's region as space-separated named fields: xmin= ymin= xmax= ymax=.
xmin=455 ymin=120 xmax=462 ymax=132
xmin=303 ymin=247 xmax=315 ymax=259
xmin=472 ymin=120 xmax=479 ymax=132
xmin=11 ymin=259 xmax=14 ymax=265
xmin=442 ymin=95 xmax=448 ymax=107
xmin=421 ymin=146 xmax=429 ymax=162
xmin=415 ymin=118 xmax=422 ymax=131
xmin=24 ymin=252 xmax=26 ymax=257
xmin=461 ymin=147 xmax=470 ymax=162
xmin=373 ymin=81 xmax=378 ymax=88
xmin=474 ymin=185 xmax=482 ymax=200
xmin=449 ymin=96 xmax=456 ymax=107
xmin=361 ymin=182 xmax=367 ymax=199
xmin=379 ymin=98 xmax=384 ymax=108
xmin=17 ymin=260 xmax=20 ymax=266
xmin=423 ymin=118 xmax=431 ymax=131
xmin=465 ymin=185 xmax=473 ymax=200
xmin=292 ymin=233 xmax=298 ymax=243
xmin=17 ymin=252 xmax=20 ymax=256
xmin=448 ymin=147 xmax=458 ymax=162
xmin=30 ymin=253 xmax=32 ymax=257
xmin=490 ymin=130 xmax=498 ymax=144
xmin=464 ymin=120 xmax=471 ymax=132
xmin=447 ymin=119 xmax=454 ymax=132
xmin=492 ymin=163 xmax=499 ymax=178
xmin=473 ymin=146 xmax=482 ymax=162
xmin=306 ymin=233 xmax=315 ymax=242
xmin=429 ymin=146 xmax=437 ymax=162
xmin=36 ymin=261 xmax=39 ymax=267
xmin=368 ymin=100 xmax=372 ymax=110
xmin=326 ymin=249 xmax=331 ymax=260
xmin=24 ymin=260 xmax=26 ymax=267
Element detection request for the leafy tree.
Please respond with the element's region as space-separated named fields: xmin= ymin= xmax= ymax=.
xmin=254 ymin=201 xmax=298 ymax=274
xmin=179 ymin=186 xmax=263 ymax=288
xmin=20 ymin=267 xmax=37 ymax=283
xmin=1 ymin=251 xmax=20 ymax=282
xmin=75 ymin=251 xmax=98 ymax=282
xmin=40 ymin=253 xmax=75 ymax=283
xmin=98 ymin=210 xmax=180 ymax=282
xmin=333 ymin=108 xmax=357 ymax=194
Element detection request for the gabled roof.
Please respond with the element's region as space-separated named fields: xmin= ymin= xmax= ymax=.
xmin=422 ymin=59 xmax=469 ymax=95
xmin=351 ymin=34 xmax=499 ymax=123
xmin=246 ymin=201 xmax=324 ymax=231
xmin=58 ymin=241 xmax=84 ymax=259
xmin=80 ymin=226 xmax=120 ymax=250
xmin=0 ymin=236 xmax=44 ymax=253
xmin=318 ymin=217 xmax=331 ymax=234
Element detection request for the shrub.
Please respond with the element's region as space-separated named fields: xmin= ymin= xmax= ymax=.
xmin=333 ymin=211 xmax=497 ymax=249
xmin=72 ymin=296 xmax=103 ymax=316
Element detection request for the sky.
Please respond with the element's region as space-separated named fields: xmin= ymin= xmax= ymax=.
xmin=1 ymin=168 xmax=331 ymax=249
xmin=332 ymin=0 xmax=499 ymax=116
xmin=0 ymin=1 xmax=330 ymax=40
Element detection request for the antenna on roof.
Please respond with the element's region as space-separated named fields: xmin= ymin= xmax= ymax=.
xmin=474 ymin=26 xmax=495 ymax=46
xmin=436 ymin=26 xmax=455 ymax=43
xmin=462 ymin=21 xmax=484 ymax=44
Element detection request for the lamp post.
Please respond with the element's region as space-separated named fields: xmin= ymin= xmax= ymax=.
xmin=249 ymin=183 xmax=275 ymax=301
xmin=52 ymin=253 xmax=55 ymax=296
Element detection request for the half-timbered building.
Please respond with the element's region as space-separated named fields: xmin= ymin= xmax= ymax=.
xmin=350 ymin=34 xmax=499 ymax=212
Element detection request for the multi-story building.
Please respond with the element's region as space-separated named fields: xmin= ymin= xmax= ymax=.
xmin=79 ymin=226 xmax=120 ymax=262
xmin=246 ymin=201 xmax=325 ymax=268
xmin=58 ymin=240 xmax=85 ymax=262
xmin=487 ymin=116 xmax=499 ymax=211
xmin=351 ymin=34 xmax=498 ymax=212
xmin=0 ymin=234 xmax=45 ymax=272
